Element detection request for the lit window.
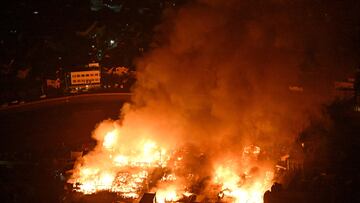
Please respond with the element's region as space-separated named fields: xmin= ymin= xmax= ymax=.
xmin=81 ymin=74 xmax=85 ymax=77
xmin=86 ymin=74 xmax=89 ymax=76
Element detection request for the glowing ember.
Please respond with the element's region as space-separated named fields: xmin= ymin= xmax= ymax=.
xmin=214 ymin=165 xmax=273 ymax=203
xmin=69 ymin=123 xmax=274 ymax=203
xmin=70 ymin=145 xmax=166 ymax=198
xmin=69 ymin=124 xmax=171 ymax=198
xmin=156 ymin=186 xmax=182 ymax=203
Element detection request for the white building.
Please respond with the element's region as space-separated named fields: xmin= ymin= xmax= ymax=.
xmin=70 ymin=70 xmax=101 ymax=92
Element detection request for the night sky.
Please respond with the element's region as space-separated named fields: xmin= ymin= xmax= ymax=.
xmin=0 ymin=1 xmax=360 ymax=202
xmin=0 ymin=0 xmax=359 ymax=75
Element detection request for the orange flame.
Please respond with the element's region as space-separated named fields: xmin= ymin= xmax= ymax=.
xmin=156 ymin=186 xmax=182 ymax=203
xmin=69 ymin=122 xmax=274 ymax=203
xmin=214 ymin=165 xmax=273 ymax=203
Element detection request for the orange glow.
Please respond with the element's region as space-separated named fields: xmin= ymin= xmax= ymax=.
xmin=156 ymin=187 xmax=182 ymax=203
xmin=113 ymin=155 xmax=129 ymax=166
xmin=214 ymin=165 xmax=273 ymax=203
xmin=69 ymin=124 xmax=172 ymax=198
xmin=69 ymin=122 xmax=274 ymax=203
xmin=103 ymin=129 xmax=118 ymax=149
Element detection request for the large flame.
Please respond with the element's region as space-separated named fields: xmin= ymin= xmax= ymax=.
xmin=214 ymin=165 xmax=273 ymax=203
xmin=67 ymin=0 xmax=334 ymax=201
xmin=68 ymin=120 xmax=274 ymax=203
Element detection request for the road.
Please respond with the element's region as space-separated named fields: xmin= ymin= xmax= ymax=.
xmin=0 ymin=93 xmax=132 ymax=202
xmin=0 ymin=93 xmax=131 ymax=152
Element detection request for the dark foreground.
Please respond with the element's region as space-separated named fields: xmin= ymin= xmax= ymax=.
xmin=0 ymin=97 xmax=359 ymax=203
xmin=0 ymin=94 xmax=129 ymax=202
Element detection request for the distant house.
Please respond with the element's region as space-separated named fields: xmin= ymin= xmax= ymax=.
xmin=69 ymin=70 xmax=101 ymax=92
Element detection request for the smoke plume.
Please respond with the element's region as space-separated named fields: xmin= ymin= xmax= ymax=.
xmin=71 ymin=0 xmax=360 ymax=198
xmin=123 ymin=0 xmax=341 ymax=157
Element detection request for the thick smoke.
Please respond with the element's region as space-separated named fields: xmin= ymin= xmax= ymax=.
xmin=70 ymin=1 xmax=360 ymax=198
xmin=121 ymin=0 xmax=340 ymax=159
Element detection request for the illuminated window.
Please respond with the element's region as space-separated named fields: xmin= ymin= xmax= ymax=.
xmin=72 ymin=80 xmax=76 ymax=83
xmin=81 ymin=74 xmax=85 ymax=77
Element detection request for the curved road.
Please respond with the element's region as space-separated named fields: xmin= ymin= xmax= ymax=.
xmin=0 ymin=93 xmax=133 ymax=202
xmin=0 ymin=93 xmax=132 ymax=112
xmin=0 ymin=93 xmax=132 ymax=152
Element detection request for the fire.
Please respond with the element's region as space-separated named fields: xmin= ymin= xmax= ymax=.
xmin=214 ymin=165 xmax=273 ymax=203
xmin=103 ymin=129 xmax=118 ymax=149
xmin=156 ymin=186 xmax=182 ymax=203
xmin=69 ymin=122 xmax=274 ymax=203
xmin=69 ymin=123 xmax=171 ymax=198
xmin=73 ymin=169 xmax=115 ymax=194
xmin=214 ymin=166 xmax=241 ymax=191
xmin=113 ymin=155 xmax=129 ymax=166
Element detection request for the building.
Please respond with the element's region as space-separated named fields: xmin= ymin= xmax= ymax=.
xmin=69 ymin=70 xmax=101 ymax=92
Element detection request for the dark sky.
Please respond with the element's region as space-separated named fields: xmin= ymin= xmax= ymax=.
xmin=0 ymin=0 xmax=359 ymax=74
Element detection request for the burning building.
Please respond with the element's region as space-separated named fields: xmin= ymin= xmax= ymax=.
xmin=67 ymin=0 xmax=340 ymax=202
xmin=68 ymin=123 xmax=274 ymax=203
